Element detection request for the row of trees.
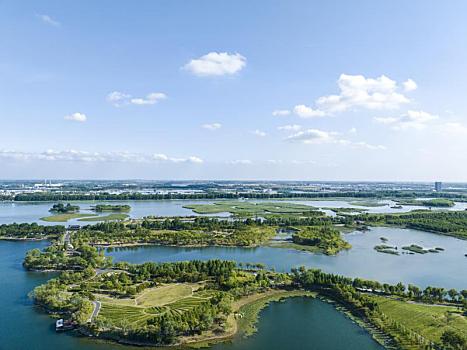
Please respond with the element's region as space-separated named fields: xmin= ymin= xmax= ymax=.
xmin=292 ymin=267 xmax=467 ymax=349
xmin=0 ymin=222 xmax=65 ymax=238
xmin=6 ymin=190 xmax=467 ymax=202
xmin=292 ymin=267 xmax=467 ymax=306
xmin=353 ymin=211 xmax=467 ymax=239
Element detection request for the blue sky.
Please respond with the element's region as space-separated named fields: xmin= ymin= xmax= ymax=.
xmin=1 ymin=0 xmax=467 ymax=180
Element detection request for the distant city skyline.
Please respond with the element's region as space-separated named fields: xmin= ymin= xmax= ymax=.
xmin=1 ymin=1 xmax=467 ymax=181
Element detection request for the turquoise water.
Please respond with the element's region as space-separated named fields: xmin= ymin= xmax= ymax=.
xmin=0 ymin=241 xmax=383 ymax=350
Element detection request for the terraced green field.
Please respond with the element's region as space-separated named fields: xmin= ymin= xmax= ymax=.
xmin=370 ymin=296 xmax=467 ymax=344
xmin=98 ymin=285 xmax=216 ymax=326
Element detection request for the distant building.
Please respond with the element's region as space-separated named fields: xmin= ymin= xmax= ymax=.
xmin=435 ymin=182 xmax=442 ymax=191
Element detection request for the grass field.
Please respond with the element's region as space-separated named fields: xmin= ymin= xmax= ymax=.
xmin=184 ymin=201 xmax=319 ymax=216
xmin=98 ymin=283 xmax=214 ymax=326
xmin=136 ymin=284 xmax=198 ymax=307
xmin=78 ymin=213 xmax=129 ymax=222
xmin=371 ymin=296 xmax=467 ymax=343
xmin=40 ymin=213 xmax=98 ymax=222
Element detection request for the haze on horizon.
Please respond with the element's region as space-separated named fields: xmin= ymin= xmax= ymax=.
xmin=1 ymin=1 xmax=467 ymax=181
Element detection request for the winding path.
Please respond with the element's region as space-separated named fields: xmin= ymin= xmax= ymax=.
xmin=89 ymin=301 xmax=101 ymax=323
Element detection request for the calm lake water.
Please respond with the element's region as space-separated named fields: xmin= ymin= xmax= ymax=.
xmin=0 ymin=240 xmax=383 ymax=350
xmin=1 ymin=199 xmax=465 ymax=226
xmin=108 ymin=226 xmax=467 ymax=290
xmin=1 ymin=199 xmax=467 ymax=349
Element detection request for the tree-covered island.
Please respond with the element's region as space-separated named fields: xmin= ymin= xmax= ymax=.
xmin=91 ymin=204 xmax=131 ymax=212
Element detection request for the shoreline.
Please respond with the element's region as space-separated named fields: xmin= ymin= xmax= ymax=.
xmin=74 ymin=289 xmax=317 ymax=349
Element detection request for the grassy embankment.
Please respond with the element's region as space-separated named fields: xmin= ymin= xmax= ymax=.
xmin=78 ymin=214 xmax=129 ymax=222
xmin=41 ymin=213 xmax=128 ymax=222
xmin=40 ymin=213 xmax=98 ymax=222
xmin=369 ymin=295 xmax=467 ymax=347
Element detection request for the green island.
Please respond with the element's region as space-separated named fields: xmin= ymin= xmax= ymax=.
xmin=291 ymin=225 xmax=351 ymax=255
xmin=41 ymin=213 xmax=98 ymax=222
xmin=92 ymin=204 xmax=131 ymax=212
xmin=183 ymin=201 xmax=321 ymax=217
xmin=41 ymin=203 xmax=130 ymax=223
xmin=395 ymin=198 xmax=456 ymax=208
xmin=374 ymin=245 xmax=399 ymax=255
xmin=49 ymin=203 xmax=81 ymax=213
xmin=60 ymin=216 xmax=351 ymax=255
xmin=24 ymin=236 xmax=467 ymax=349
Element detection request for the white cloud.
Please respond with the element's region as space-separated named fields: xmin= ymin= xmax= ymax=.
xmin=293 ymin=104 xmax=326 ymax=118
xmin=251 ymin=129 xmax=267 ymax=137
xmin=315 ymin=74 xmax=410 ymax=113
xmin=36 ymin=14 xmax=60 ymax=27
xmin=286 ymin=129 xmax=337 ymax=144
xmin=227 ymin=159 xmax=252 ymax=165
xmin=272 ymin=109 xmax=291 ymax=116
xmin=130 ymin=92 xmax=167 ymax=105
xmin=348 ymin=127 xmax=357 ymax=134
xmin=350 ymin=141 xmax=387 ymax=150
xmin=403 ymin=79 xmax=418 ymax=92
xmin=266 ymin=159 xmax=283 ymax=164
xmin=285 ymin=128 xmax=385 ymax=150
xmin=183 ymin=52 xmax=246 ymax=77
xmin=374 ymin=110 xmax=438 ymax=130
xmin=186 ymin=156 xmax=204 ymax=164
xmin=277 ymin=124 xmax=302 ymax=132
xmin=0 ymin=150 xmax=203 ymax=164
xmin=106 ymin=91 xmax=131 ymax=107
xmin=64 ymin=112 xmax=87 ymax=122
xmin=106 ymin=91 xmax=167 ymax=107
xmin=202 ymin=123 xmax=222 ymax=130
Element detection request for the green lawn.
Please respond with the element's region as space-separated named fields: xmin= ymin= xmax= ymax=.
xmin=40 ymin=213 xmax=98 ymax=222
xmin=184 ymin=201 xmax=320 ymax=216
xmin=98 ymin=283 xmax=214 ymax=326
xmin=78 ymin=213 xmax=129 ymax=222
xmin=136 ymin=283 xmax=199 ymax=307
xmin=371 ymin=296 xmax=467 ymax=343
